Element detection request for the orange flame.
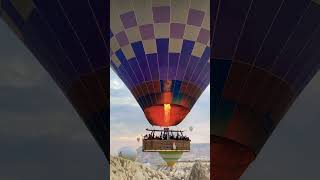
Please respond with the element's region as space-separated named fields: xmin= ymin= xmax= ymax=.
xmin=164 ymin=104 xmax=171 ymax=124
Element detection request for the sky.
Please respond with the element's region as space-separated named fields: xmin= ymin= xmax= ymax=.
xmin=0 ymin=16 xmax=320 ymax=180
xmin=110 ymin=70 xmax=210 ymax=155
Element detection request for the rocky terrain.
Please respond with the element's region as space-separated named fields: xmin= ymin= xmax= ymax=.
xmin=110 ymin=156 xmax=169 ymax=180
xmin=110 ymin=156 xmax=210 ymax=180
xmin=156 ymin=161 xmax=210 ymax=180
xmin=187 ymin=161 xmax=210 ymax=180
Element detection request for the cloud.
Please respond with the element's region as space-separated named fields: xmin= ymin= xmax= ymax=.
xmin=0 ymin=21 xmax=47 ymax=89
xmin=110 ymin=96 xmax=139 ymax=107
xmin=110 ymin=70 xmax=140 ymax=107
xmin=0 ymin=51 xmax=46 ymax=89
xmin=114 ymin=136 xmax=139 ymax=141
xmin=110 ymin=78 xmax=125 ymax=90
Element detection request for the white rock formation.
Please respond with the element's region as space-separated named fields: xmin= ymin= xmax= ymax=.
xmin=187 ymin=161 xmax=210 ymax=180
xmin=110 ymin=156 xmax=210 ymax=180
xmin=110 ymin=156 xmax=169 ymax=180
xmin=156 ymin=162 xmax=210 ymax=180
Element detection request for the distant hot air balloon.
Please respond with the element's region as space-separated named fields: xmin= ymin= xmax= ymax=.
xmin=137 ymin=137 xmax=140 ymax=143
xmin=159 ymin=151 xmax=183 ymax=167
xmin=110 ymin=0 xmax=210 ymax=167
xmin=118 ymin=146 xmax=137 ymax=161
xmin=0 ymin=0 xmax=110 ymax=159
xmin=211 ymin=0 xmax=320 ymax=179
xmin=189 ymin=126 xmax=194 ymax=132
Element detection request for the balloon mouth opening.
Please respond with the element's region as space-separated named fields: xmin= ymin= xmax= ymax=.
xmin=143 ymin=104 xmax=190 ymax=127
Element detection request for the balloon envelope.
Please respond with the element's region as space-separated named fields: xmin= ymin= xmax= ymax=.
xmin=0 ymin=0 xmax=110 ymax=157
xmin=159 ymin=151 xmax=183 ymax=167
xmin=110 ymin=0 xmax=210 ymax=127
xmin=211 ymin=0 xmax=320 ymax=179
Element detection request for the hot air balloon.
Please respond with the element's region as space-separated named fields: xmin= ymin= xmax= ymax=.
xmin=110 ymin=0 xmax=210 ymax=126
xmin=211 ymin=0 xmax=320 ymax=179
xmin=0 ymin=0 xmax=210 ymax=169
xmin=0 ymin=0 xmax=110 ymax=159
xmin=189 ymin=126 xmax=194 ymax=132
xmin=159 ymin=151 xmax=183 ymax=167
xmin=110 ymin=0 xmax=210 ymax=167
